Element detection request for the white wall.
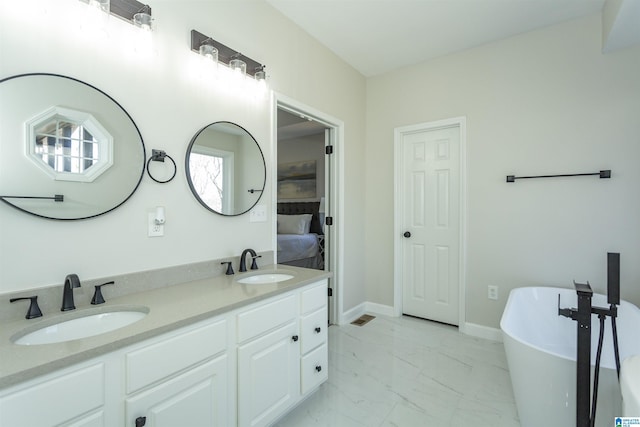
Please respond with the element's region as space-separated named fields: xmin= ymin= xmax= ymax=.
xmin=366 ymin=14 xmax=640 ymax=329
xmin=0 ymin=0 xmax=366 ymax=314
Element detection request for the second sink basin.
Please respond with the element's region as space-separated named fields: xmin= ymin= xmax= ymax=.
xmin=12 ymin=306 xmax=149 ymax=346
xmin=237 ymin=273 xmax=294 ymax=284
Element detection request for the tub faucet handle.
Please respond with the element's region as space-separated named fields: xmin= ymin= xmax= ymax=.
xmin=557 ymin=294 xmax=577 ymax=320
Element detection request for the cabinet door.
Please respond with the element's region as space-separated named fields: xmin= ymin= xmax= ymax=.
xmin=125 ymin=355 xmax=227 ymax=427
xmin=237 ymin=321 xmax=299 ymax=427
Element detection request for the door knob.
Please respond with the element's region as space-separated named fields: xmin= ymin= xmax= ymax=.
xmin=403 ymin=231 xmax=411 ymax=238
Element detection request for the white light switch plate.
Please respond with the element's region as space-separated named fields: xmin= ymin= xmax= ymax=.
xmin=250 ymin=205 xmax=267 ymax=222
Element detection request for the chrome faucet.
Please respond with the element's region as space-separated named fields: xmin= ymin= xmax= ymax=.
xmin=61 ymin=274 xmax=81 ymax=311
xmin=239 ymin=249 xmax=261 ymax=272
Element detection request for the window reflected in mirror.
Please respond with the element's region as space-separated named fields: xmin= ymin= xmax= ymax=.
xmin=188 ymin=148 xmax=233 ymax=213
xmin=27 ymin=106 xmax=113 ymax=183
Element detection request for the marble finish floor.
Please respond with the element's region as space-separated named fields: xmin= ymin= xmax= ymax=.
xmin=275 ymin=315 xmax=520 ymax=426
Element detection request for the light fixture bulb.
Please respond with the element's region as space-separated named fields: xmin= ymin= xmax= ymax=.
xmin=199 ymin=44 xmax=218 ymax=62
xmin=229 ymin=57 xmax=247 ymax=76
xmin=88 ymin=0 xmax=110 ymax=13
xmin=255 ymin=68 xmax=266 ymax=81
xmin=133 ymin=12 xmax=153 ymax=31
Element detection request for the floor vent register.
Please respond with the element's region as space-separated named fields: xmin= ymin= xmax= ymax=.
xmin=351 ymin=314 xmax=375 ymax=327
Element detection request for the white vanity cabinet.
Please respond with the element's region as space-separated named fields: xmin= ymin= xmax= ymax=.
xmin=124 ymin=318 xmax=231 ymax=427
xmin=0 ymin=359 xmax=108 ymax=427
xmin=0 ymin=277 xmax=329 ymax=427
xmin=236 ymin=280 xmax=328 ymax=427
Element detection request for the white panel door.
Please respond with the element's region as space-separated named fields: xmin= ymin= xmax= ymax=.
xmin=401 ymin=125 xmax=460 ymax=325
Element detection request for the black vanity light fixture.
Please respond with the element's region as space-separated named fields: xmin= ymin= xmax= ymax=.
xmin=190 ymin=29 xmax=267 ymax=80
xmin=80 ymin=0 xmax=153 ymax=30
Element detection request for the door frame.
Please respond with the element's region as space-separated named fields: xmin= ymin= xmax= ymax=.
xmin=393 ymin=116 xmax=467 ymax=328
xmin=272 ymin=92 xmax=344 ymax=326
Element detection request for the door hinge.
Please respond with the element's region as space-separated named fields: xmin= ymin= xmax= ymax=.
xmin=326 ymin=145 xmax=334 ymax=155
xmin=325 ymin=216 xmax=333 ymax=226
xmin=328 ymin=287 xmax=333 ymax=297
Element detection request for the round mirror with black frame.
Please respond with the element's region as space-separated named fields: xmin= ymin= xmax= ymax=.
xmin=0 ymin=73 xmax=146 ymax=220
xmin=185 ymin=121 xmax=266 ymax=216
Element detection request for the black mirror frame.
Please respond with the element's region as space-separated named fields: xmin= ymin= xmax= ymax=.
xmin=0 ymin=73 xmax=146 ymax=221
xmin=185 ymin=121 xmax=266 ymax=217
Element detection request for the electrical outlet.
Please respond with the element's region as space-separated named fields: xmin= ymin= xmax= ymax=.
xmin=148 ymin=213 xmax=164 ymax=237
xmin=488 ymin=285 xmax=498 ymax=301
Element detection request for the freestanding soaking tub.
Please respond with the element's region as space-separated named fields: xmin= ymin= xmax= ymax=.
xmin=500 ymin=286 xmax=640 ymax=427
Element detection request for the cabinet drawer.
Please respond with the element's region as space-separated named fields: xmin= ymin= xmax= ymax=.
xmin=0 ymin=363 xmax=104 ymax=427
xmin=301 ymin=343 xmax=328 ymax=395
xmin=237 ymin=294 xmax=296 ymax=343
xmin=126 ymin=319 xmax=226 ymax=394
xmin=301 ymin=281 xmax=327 ymax=315
xmin=301 ymin=307 xmax=327 ymax=354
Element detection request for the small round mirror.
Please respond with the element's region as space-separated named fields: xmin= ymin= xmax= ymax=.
xmin=185 ymin=122 xmax=265 ymax=216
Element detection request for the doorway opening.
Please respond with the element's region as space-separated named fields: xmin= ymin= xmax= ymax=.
xmin=273 ymin=96 xmax=343 ymax=325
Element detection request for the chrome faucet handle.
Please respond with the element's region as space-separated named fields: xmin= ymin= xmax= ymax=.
xmin=91 ymin=281 xmax=115 ymax=305
xmin=10 ymin=296 xmax=43 ymax=319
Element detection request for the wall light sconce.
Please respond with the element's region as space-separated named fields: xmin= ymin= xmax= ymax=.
xmin=190 ymin=30 xmax=266 ymax=78
xmin=79 ymin=0 xmax=152 ymax=29
xmin=199 ymin=40 xmax=218 ymax=63
xmin=133 ymin=7 xmax=153 ymax=31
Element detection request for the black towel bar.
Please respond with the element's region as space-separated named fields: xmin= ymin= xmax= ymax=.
xmin=506 ymin=170 xmax=611 ymax=183
xmin=0 ymin=194 xmax=64 ymax=201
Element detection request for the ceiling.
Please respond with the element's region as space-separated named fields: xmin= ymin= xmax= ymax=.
xmin=277 ymin=109 xmax=328 ymax=140
xmin=267 ymin=0 xmax=606 ymax=77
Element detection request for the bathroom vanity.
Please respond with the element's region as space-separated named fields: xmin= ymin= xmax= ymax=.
xmin=0 ymin=266 xmax=329 ymax=427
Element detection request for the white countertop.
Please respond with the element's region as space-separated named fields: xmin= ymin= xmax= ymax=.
xmin=0 ymin=265 xmax=330 ymax=389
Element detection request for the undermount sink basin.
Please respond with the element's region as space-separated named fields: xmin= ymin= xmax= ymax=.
xmin=12 ymin=307 xmax=148 ymax=346
xmin=237 ymin=273 xmax=294 ymax=284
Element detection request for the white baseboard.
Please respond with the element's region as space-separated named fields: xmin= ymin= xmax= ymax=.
xmin=339 ymin=302 xmax=398 ymax=324
xmin=364 ymin=302 xmax=396 ymax=317
xmin=339 ymin=302 xmax=366 ymax=325
xmin=461 ymin=322 xmax=502 ymax=342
